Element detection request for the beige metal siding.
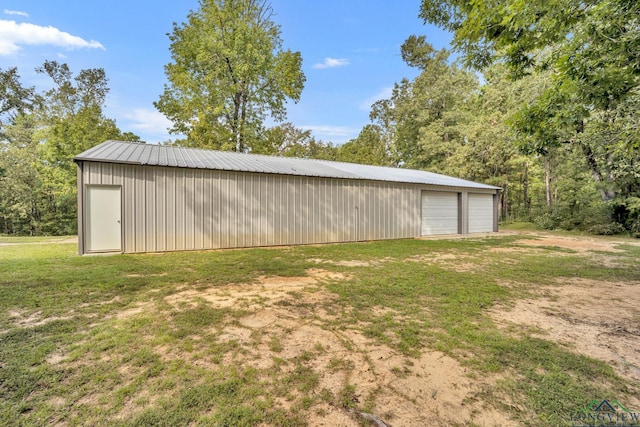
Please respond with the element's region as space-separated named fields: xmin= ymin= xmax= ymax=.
xmin=81 ymin=162 xmax=423 ymax=253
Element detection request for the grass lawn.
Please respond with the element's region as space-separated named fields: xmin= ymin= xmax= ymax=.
xmin=0 ymin=235 xmax=76 ymax=244
xmin=1 ymin=232 xmax=638 ymax=426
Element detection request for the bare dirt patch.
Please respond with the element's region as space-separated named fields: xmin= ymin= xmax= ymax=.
xmin=7 ymin=309 xmax=72 ymax=328
xmin=107 ymin=266 xmax=514 ymax=425
xmin=490 ymin=278 xmax=640 ymax=397
xmin=125 ymin=273 xmax=168 ymax=278
xmin=144 ymin=268 xmax=513 ymax=426
xmin=116 ymin=301 xmax=155 ymax=320
xmin=164 ymin=268 xmax=345 ymax=311
xmin=308 ymin=257 xmax=395 ymax=267
xmin=407 ymin=253 xmax=482 ymax=272
xmin=491 ymin=236 xmax=630 ymax=268
xmin=517 ymin=236 xmax=624 ymax=252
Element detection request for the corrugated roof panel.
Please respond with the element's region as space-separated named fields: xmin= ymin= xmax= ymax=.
xmin=321 ymin=161 xmax=491 ymax=188
xmin=84 ymin=141 xmax=110 ymax=159
xmin=172 ymin=147 xmax=186 ymax=168
xmin=73 ymin=140 xmax=500 ymax=190
xmin=137 ymin=144 xmax=149 ymax=164
xmin=145 ymin=144 xmax=158 ymax=165
xmin=113 ymin=142 xmax=134 ymax=163
xmin=181 ymin=148 xmax=197 ymax=168
xmin=129 ymin=144 xmax=145 ymax=163
xmin=165 ymin=145 xmax=176 ymax=167
xmin=158 ymin=145 xmax=167 ymax=166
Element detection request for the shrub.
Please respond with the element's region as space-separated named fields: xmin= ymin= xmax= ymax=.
xmin=585 ymin=222 xmax=626 ymax=235
xmin=533 ymin=212 xmax=560 ymax=230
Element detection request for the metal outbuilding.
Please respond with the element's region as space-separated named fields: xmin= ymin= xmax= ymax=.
xmin=74 ymin=140 xmax=501 ymax=254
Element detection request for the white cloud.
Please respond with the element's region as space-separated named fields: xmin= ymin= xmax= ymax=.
xmin=0 ymin=19 xmax=105 ymax=55
xmin=358 ymin=87 xmax=393 ymax=111
xmin=124 ymin=108 xmax=176 ymax=143
xmin=4 ymin=9 xmax=29 ymax=18
xmin=4 ymin=9 xmax=29 ymax=17
xmin=125 ymin=108 xmax=172 ymax=132
xmin=312 ymin=57 xmax=349 ymax=69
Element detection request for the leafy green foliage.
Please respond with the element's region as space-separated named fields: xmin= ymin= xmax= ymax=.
xmin=362 ymin=21 xmax=640 ymax=234
xmin=254 ymin=122 xmax=337 ymax=159
xmin=416 ymin=0 xmax=640 ymax=209
xmin=0 ymin=63 xmax=139 ymax=235
xmin=419 ymin=0 xmax=639 ymax=108
xmin=406 ymin=0 xmax=640 ymax=234
xmin=371 ymin=40 xmax=480 ymax=172
xmin=155 ymin=0 xmax=305 ymax=151
xmin=0 ymin=67 xmax=40 ymax=135
xmin=335 ymin=124 xmax=392 ymax=166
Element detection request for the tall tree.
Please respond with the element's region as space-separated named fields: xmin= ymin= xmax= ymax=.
xmin=335 ymin=125 xmax=392 ymax=166
xmin=0 ymin=114 xmax=43 ymax=234
xmin=418 ymin=0 xmax=640 ymax=232
xmin=0 ymin=62 xmax=139 ymax=235
xmin=36 ymin=61 xmax=130 ymax=180
xmin=370 ymin=36 xmax=478 ymax=172
xmin=419 ymin=0 xmax=640 ymax=152
xmin=257 ymin=123 xmax=337 ymax=159
xmin=0 ymin=68 xmax=41 ymax=138
xmin=156 ymin=0 xmax=305 ymax=152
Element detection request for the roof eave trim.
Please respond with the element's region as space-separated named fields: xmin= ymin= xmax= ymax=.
xmin=72 ymin=157 xmax=144 ymax=166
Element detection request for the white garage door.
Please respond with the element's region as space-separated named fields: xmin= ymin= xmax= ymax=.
xmin=421 ymin=192 xmax=459 ymax=235
xmin=468 ymin=193 xmax=494 ymax=233
xmin=86 ymin=185 xmax=122 ymax=252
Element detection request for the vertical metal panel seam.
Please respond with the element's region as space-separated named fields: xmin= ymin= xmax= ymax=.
xmin=77 ymin=162 xmax=85 ymax=254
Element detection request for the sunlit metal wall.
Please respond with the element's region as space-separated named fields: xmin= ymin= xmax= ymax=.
xmin=80 ymin=161 xmax=435 ymax=253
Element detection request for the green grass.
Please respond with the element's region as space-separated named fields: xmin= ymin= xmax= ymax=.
xmin=500 ymin=221 xmax=538 ymax=231
xmin=1 ymin=234 xmax=639 ymax=425
xmin=0 ymin=234 xmax=75 ymax=243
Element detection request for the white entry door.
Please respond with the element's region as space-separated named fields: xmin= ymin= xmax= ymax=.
xmin=86 ymin=185 xmax=122 ymax=252
xmin=421 ymin=191 xmax=459 ymax=235
xmin=468 ymin=193 xmax=494 ymax=233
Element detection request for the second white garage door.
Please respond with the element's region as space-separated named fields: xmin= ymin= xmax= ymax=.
xmin=421 ymin=191 xmax=459 ymax=235
xmin=468 ymin=193 xmax=494 ymax=233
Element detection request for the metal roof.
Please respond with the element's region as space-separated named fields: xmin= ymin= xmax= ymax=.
xmin=74 ymin=140 xmax=501 ymax=190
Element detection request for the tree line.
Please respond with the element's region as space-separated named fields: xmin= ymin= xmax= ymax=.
xmin=0 ymin=62 xmax=140 ymax=235
xmin=1 ymin=0 xmax=638 ymax=236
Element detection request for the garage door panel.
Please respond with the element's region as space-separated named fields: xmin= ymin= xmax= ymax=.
xmin=468 ymin=193 xmax=494 ymax=233
xmin=421 ymin=192 xmax=459 ymax=235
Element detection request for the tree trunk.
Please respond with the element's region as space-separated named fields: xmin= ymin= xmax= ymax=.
xmin=516 ymin=174 xmax=521 ymax=217
xmin=503 ymin=177 xmax=509 ymax=221
xmin=232 ymin=91 xmax=242 ymax=152
xmin=524 ymin=162 xmax=530 ymax=215
xmin=544 ymin=156 xmax=551 ymax=208
xmin=580 ymin=143 xmax=616 ymax=202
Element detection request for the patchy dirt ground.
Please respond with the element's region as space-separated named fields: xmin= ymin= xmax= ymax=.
xmin=491 ymin=278 xmax=640 ymax=383
xmin=18 ymin=231 xmax=637 ymax=426
xmin=149 ymin=267 xmax=512 ymax=427
xmin=490 ymin=232 xmax=640 ymax=409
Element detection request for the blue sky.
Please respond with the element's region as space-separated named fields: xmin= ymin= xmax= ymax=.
xmin=0 ymin=1 xmax=452 ymax=144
